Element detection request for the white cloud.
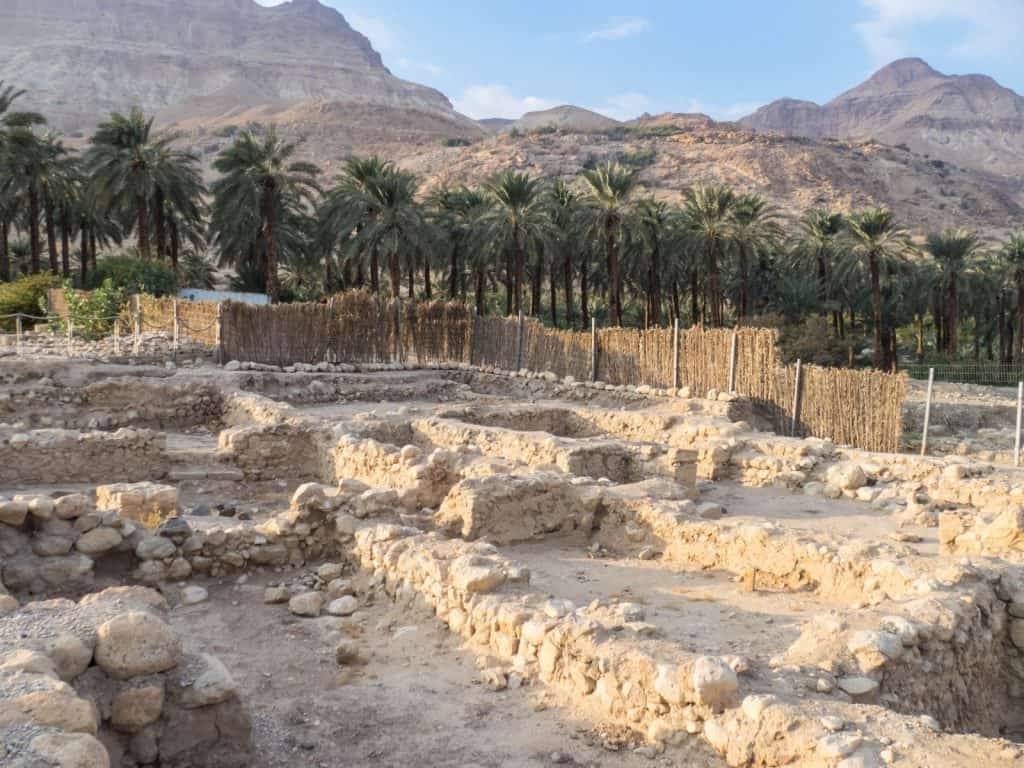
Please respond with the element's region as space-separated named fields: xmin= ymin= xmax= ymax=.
xmin=590 ymin=92 xmax=651 ymax=121
xmin=586 ymin=17 xmax=649 ymax=42
xmin=856 ymin=0 xmax=1024 ymax=63
xmin=350 ymin=13 xmax=399 ymax=52
xmin=685 ymin=99 xmax=763 ymax=121
xmin=454 ymin=85 xmax=561 ymax=120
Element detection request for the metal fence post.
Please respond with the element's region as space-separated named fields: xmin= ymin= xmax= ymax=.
xmin=134 ymin=295 xmax=142 ymax=355
xmin=672 ymin=318 xmax=680 ymax=390
xmin=728 ymin=331 xmax=739 ymax=393
xmin=920 ymin=367 xmax=935 ymax=457
xmin=15 ymin=316 xmax=22 ymax=355
xmin=113 ymin=319 xmax=120 ymax=356
xmin=790 ymin=359 xmax=803 ymax=437
xmin=515 ymin=310 xmax=525 ymax=371
xmin=590 ymin=317 xmax=598 ymax=382
xmin=1015 ymin=381 xmax=1023 ymax=468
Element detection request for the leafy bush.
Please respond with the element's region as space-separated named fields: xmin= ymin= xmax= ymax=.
xmin=443 ymin=137 xmax=472 ymax=147
xmin=213 ymin=125 xmax=240 ymax=139
xmin=529 ymin=123 xmax=558 ymax=136
xmin=61 ymin=279 xmax=125 ymax=340
xmin=0 ymin=274 xmax=59 ymax=330
xmin=179 ymin=252 xmax=217 ymax=290
xmin=618 ymin=148 xmax=657 ymax=168
xmin=87 ymin=256 xmax=178 ymax=297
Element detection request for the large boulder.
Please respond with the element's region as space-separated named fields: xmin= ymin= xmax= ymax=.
xmin=94 ymin=612 xmax=182 ymax=680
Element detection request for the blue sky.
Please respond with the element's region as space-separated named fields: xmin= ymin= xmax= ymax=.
xmin=255 ymin=0 xmax=1024 ymax=120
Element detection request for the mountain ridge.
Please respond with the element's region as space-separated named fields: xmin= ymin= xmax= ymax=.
xmin=740 ymin=57 xmax=1024 ymax=176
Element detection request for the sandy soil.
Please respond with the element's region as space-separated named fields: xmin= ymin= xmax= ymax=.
xmin=169 ymin=573 xmax=726 ymax=768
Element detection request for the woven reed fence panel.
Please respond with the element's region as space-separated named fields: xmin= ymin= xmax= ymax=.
xmin=772 ymin=365 xmax=905 ymax=453
xmin=136 ymin=296 xmax=219 ymax=347
xmin=638 ymin=329 xmax=676 ymax=388
xmin=221 ymin=301 xmax=335 ymax=365
xmin=330 ymin=293 xmax=400 ymax=364
xmin=403 ymin=301 xmax=473 ymax=365
xmin=598 ymin=329 xmax=643 ymax=386
xmin=470 ymin=316 xmax=519 ymax=370
xmin=521 ymin=320 xmax=591 ymax=380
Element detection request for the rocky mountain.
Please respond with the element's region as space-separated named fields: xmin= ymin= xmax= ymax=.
xmin=741 ymin=58 xmax=1024 ymax=177
xmin=512 ymin=106 xmax=621 ymax=133
xmin=401 ymin=115 xmax=1023 ymax=236
xmin=0 ymin=0 xmax=482 ymax=146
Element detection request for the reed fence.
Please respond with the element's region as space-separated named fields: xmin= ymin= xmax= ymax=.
xmin=161 ymin=295 xmax=909 ymax=452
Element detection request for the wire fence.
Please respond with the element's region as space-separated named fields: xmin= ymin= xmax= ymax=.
xmin=905 ymin=362 xmax=1024 ymax=388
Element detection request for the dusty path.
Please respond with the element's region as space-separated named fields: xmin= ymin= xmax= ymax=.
xmin=170 ymin=573 xmax=726 ymax=768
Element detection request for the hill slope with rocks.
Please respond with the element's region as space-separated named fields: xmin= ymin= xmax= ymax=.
xmin=400 ymin=116 xmax=1024 ymax=235
xmin=741 ymin=58 xmax=1024 ymax=177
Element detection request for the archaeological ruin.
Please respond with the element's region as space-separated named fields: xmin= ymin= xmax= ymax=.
xmin=1 ymin=306 xmax=1024 ymax=768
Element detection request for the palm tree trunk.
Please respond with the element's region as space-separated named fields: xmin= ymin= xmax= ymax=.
xmin=154 ymin=188 xmax=166 ymax=262
xmin=671 ymin=280 xmax=680 ymax=324
xmin=60 ymin=220 xmax=70 ymax=279
xmin=505 ymin=250 xmax=513 ymax=316
xmin=947 ymin=277 xmax=958 ymax=356
xmin=915 ymin=315 xmax=924 ymax=362
xmin=738 ymin=248 xmax=749 ymax=325
xmin=869 ymin=252 xmax=884 ymax=370
xmin=474 ymin=269 xmax=485 ymax=316
xmin=580 ymin=254 xmax=590 ymax=329
xmin=0 ymin=220 xmax=9 ymax=282
xmin=169 ymin=219 xmax=180 ymax=273
xmin=649 ymin=244 xmax=662 ymax=327
xmin=28 ymin=185 xmax=41 ymax=275
xmin=424 ymin=257 xmax=432 ymax=299
xmin=549 ymin=265 xmax=558 ymax=326
xmin=709 ymin=243 xmax=722 ymax=327
xmin=689 ymin=270 xmax=700 ymax=326
xmin=43 ymin=186 xmax=58 ymax=276
xmin=606 ymin=219 xmax=621 ymax=326
xmin=369 ymin=248 xmax=380 ymax=294
xmin=449 ymin=244 xmax=459 ymax=300
xmin=1017 ymin=275 xmax=1024 ymax=362
xmin=563 ymin=250 xmax=574 ymax=328
xmin=513 ymin=227 xmax=524 ymax=316
xmin=261 ymin=181 xmax=279 ymax=302
xmin=80 ymin=226 xmax=89 ymax=286
xmin=388 ymin=252 xmax=402 ymax=298
xmin=408 ymin=263 xmax=414 ymax=298
xmin=89 ymin=231 xmax=97 ymax=271
xmin=531 ymin=253 xmax=542 ymax=316
xmin=817 ymin=253 xmax=828 ymax=316
xmin=136 ymin=194 xmax=150 ymax=261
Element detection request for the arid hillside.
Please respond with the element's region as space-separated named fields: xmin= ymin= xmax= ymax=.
xmin=399 ymin=116 xmax=1024 ymax=235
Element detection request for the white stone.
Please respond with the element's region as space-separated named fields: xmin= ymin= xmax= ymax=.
xmin=326 ymin=596 xmax=359 ymax=616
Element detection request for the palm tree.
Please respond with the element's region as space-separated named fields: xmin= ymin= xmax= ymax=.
xmin=792 ymin=209 xmax=846 ymax=333
xmin=844 ymin=207 xmax=910 ymax=370
xmin=211 ymin=128 xmax=320 ymax=301
xmin=549 ymin=180 xmax=584 ymax=327
xmin=683 ymin=183 xmax=735 ymax=327
xmin=3 ymin=117 xmax=56 ymax=274
xmin=87 ymin=109 xmax=198 ymax=263
xmin=432 ymin=186 xmax=486 ymax=302
xmin=475 ymin=171 xmax=553 ymax=316
xmin=318 ymin=156 xmax=390 ymax=292
xmin=731 ymin=193 xmax=783 ymax=324
xmin=580 ymin=162 xmax=637 ymax=327
xmin=925 ymin=228 xmax=980 ymax=357
xmin=633 ymin=199 xmax=675 ymax=328
xmin=1000 ymin=233 xmax=1024 ymax=361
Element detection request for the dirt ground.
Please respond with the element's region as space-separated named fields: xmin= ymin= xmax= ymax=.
xmin=170 ymin=573 xmax=726 ymax=768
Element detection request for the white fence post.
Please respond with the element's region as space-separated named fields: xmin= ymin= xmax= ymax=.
xmin=66 ymin=320 xmax=73 ymax=356
xmin=215 ymin=302 xmax=223 ymax=365
xmin=15 ymin=316 xmax=22 ymax=355
xmin=134 ymin=295 xmax=142 ymax=355
xmin=1015 ymin=381 xmax=1023 ymax=468
xmin=113 ymin=319 xmax=120 ymax=356
xmin=920 ymin=367 xmax=935 ymax=457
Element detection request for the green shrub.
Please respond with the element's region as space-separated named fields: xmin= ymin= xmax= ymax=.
xmin=618 ymin=148 xmax=657 ymax=168
xmin=0 ymin=274 xmax=60 ymax=330
xmin=87 ymin=256 xmax=178 ymax=297
xmin=443 ymin=137 xmax=472 ymax=147
xmin=61 ymin=279 xmax=125 ymax=340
